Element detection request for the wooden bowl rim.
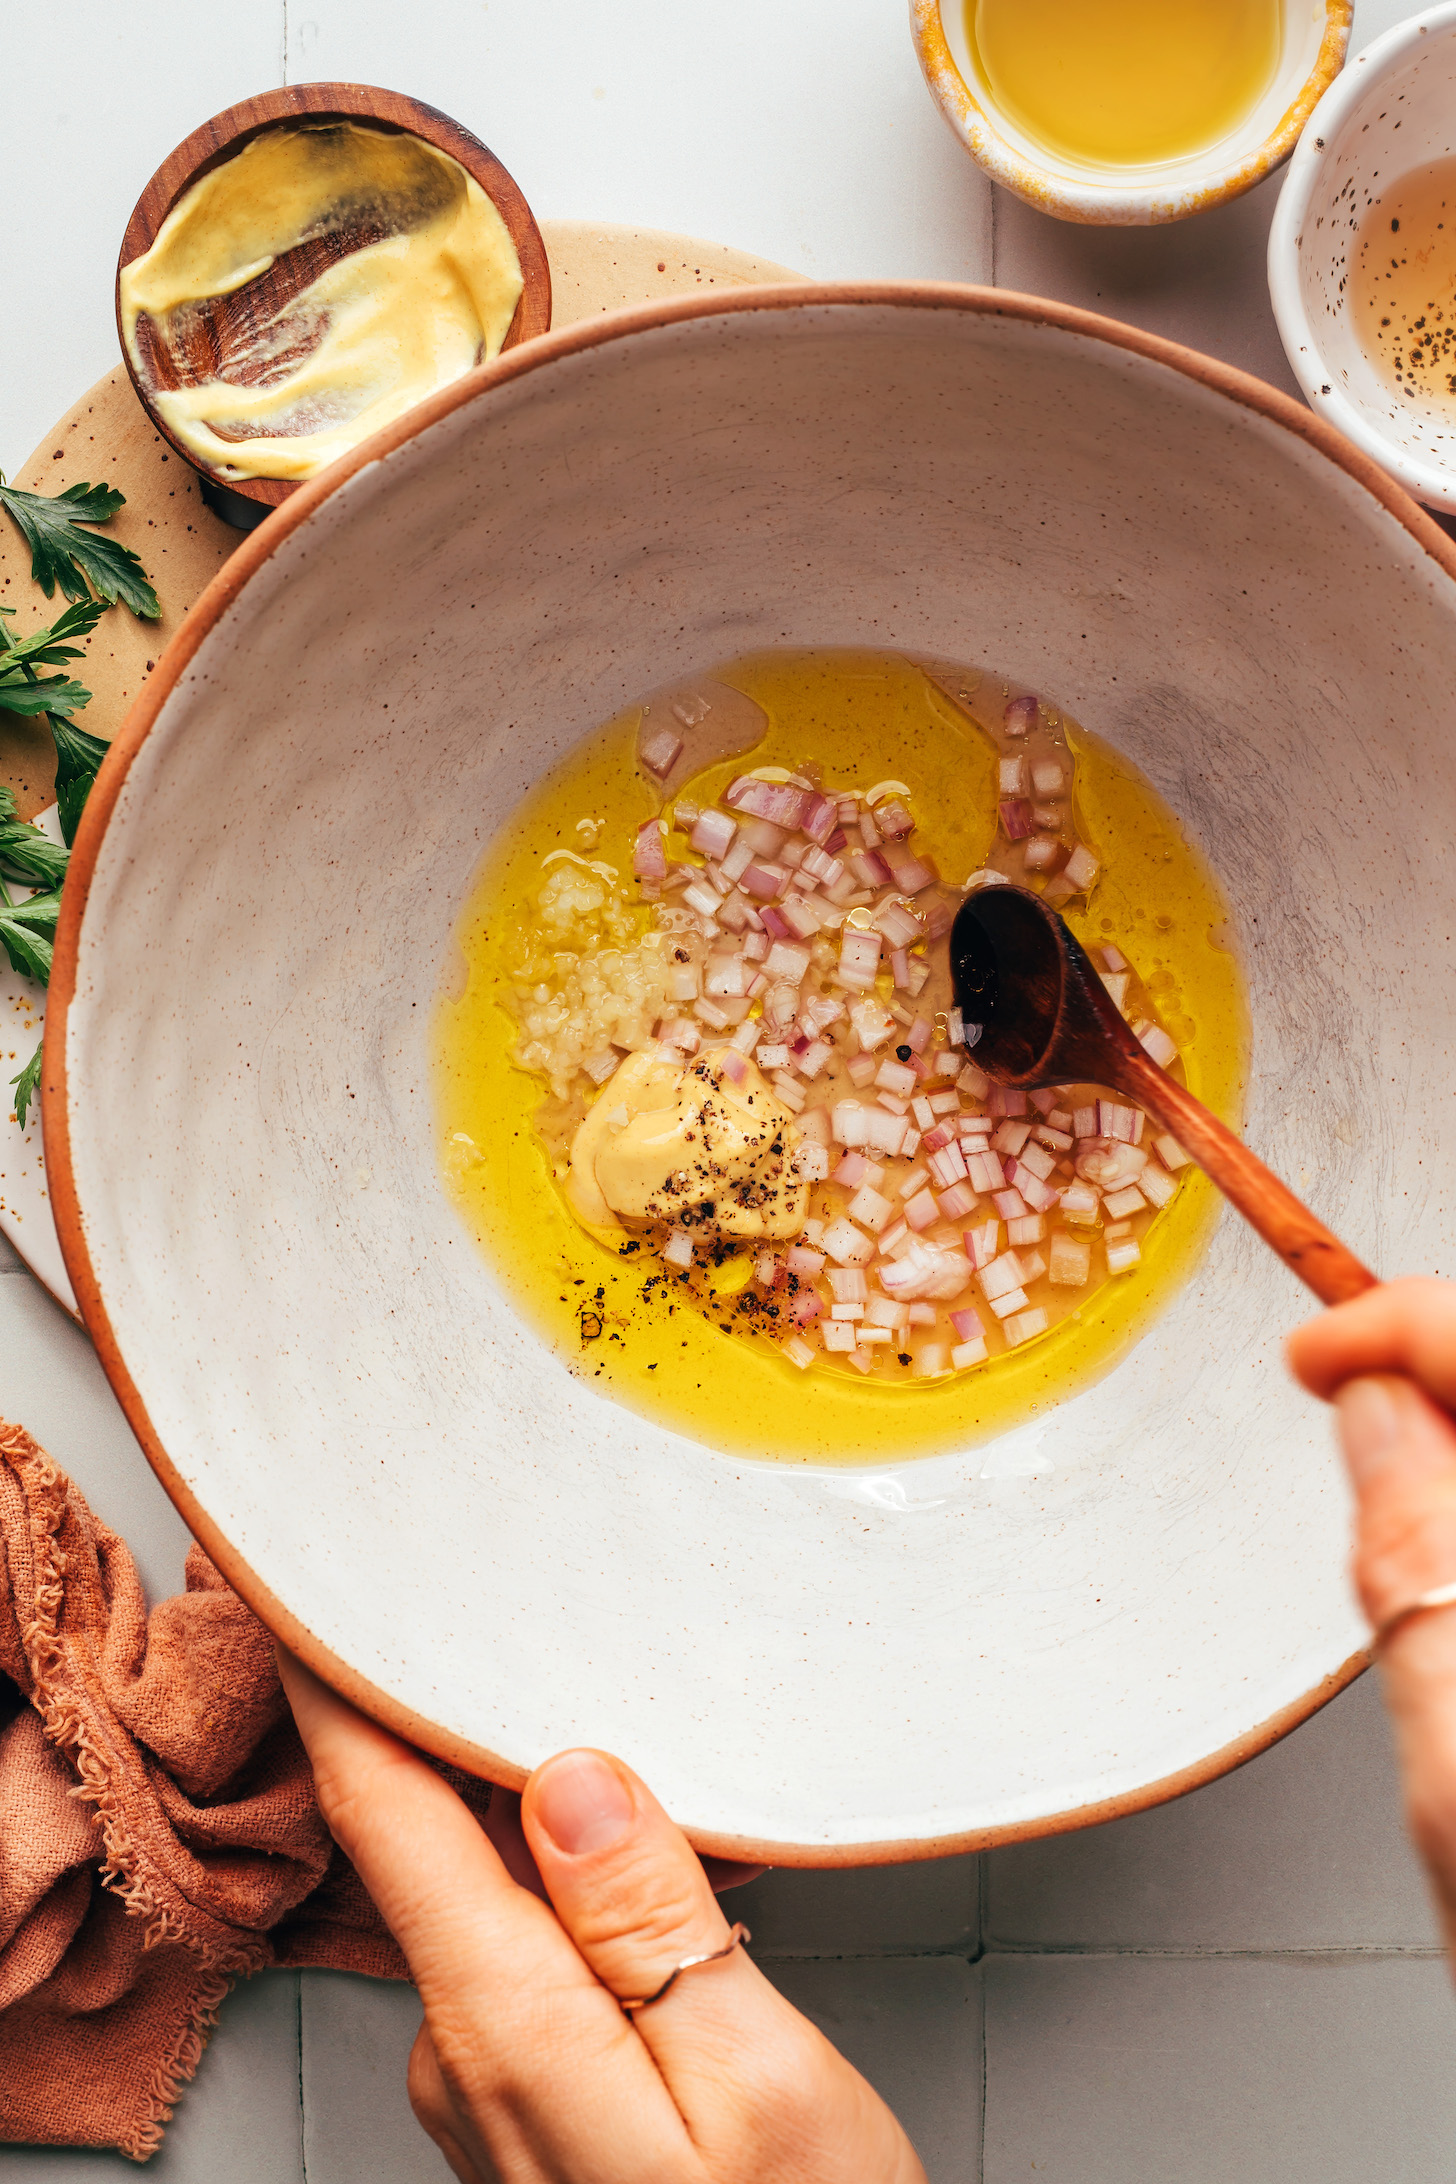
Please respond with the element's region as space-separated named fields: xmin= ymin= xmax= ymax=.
xmin=114 ymin=81 xmax=552 ymax=508
xmin=53 ymin=278 xmax=1442 ymax=1862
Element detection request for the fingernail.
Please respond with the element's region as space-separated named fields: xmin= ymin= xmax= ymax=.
xmin=533 ymin=1750 xmax=635 ymax=1856
xmin=1337 ymin=1376 xmax=1405 ymax=1483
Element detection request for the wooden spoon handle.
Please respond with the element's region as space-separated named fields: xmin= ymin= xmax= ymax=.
xmin=1115 ymin=1049 xmax=1378 ymax=1308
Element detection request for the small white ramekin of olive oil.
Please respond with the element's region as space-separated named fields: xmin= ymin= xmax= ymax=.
xmin=912 ymin=0 xmax=1351 ymax=226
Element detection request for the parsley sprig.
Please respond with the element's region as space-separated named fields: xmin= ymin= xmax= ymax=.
xmin=0 ymin=478 xmax=160 ymax=619
xmin=0 ymin=473 xmax=159 ymax=1130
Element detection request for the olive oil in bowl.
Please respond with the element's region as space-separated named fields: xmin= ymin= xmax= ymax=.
xmin=967 ymin=0 xmax=1283 ymax=171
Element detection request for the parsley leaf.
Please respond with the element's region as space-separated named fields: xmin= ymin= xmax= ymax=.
xmin=0 ymin=476 xmax=160 ymax=619
xmin=49 ymin=716 xmax=109 ymax=847
xmin=10 ymin=1040 xmax=42 ymax=1132
xmin=0 ymin=886 xmax=59 ymax=982
xmin=0 ymin=816 xmax=68 ymax=889
xmin=0 ymin=674 xmax=92 ymax=718
xmin=0 ymin=603 xmax=110 ymax=845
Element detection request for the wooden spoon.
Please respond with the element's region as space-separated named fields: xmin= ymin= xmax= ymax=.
xmin=949 ymin=884 xmax=1377 ymax=1307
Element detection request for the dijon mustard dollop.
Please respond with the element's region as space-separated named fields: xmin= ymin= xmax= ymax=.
xmin=566 ymin=1050 xmax=808 ymax=1242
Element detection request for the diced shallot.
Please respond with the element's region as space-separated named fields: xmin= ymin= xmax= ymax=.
xmin=690 ymin=809 xmax=737 ymax=860
xmin=1103 ymin=1184 xmax=1146 ymax=1219
xmin=838 ymin=929 xmax=882 ymax=989
xmin=849 ymin=998 xmax=898 ymax=1053
xmin=663 ymin=1230 xmax=694 ymax=1268
xmin=1062 ymin=843 xmax=1099 ymax=892
xmin=875 ymin=900 xmax=924 ymax=949
xmin=936 ymin=1179 xmax=979 ymax=1220
xmin=963 ymin=1219 xmax=1001 ymax=1270
xmin=725 ymin=775 xmax=811 ymax=829
xmin=1139 ymin=1024 xmax=1178 ymax=1069
xmin=633 ymin=818 xmax=668 ymax=880
xmin=847 ymin=1184 xmax=895 ymax=1233
xmin=782 ymin=1333 xmax=817 ymax=1369
xmin=884 ymin=850 xmax=936 ymax=894
xmin=1004 ymin=695 xmax=1038 ymax=736
xmin=793 ymin=1143 xmax=831 ymax=1181
xmin=966 ymin=1149 xmax=1007 ymax=1194
xmin=821 ymin=1217 xmax=876 ymax=1267
xmin=800 ymin=793 xmax=839 ymax=847
xmin=1155 ymin=1133 xmax=1190 ymax=1171
xmin=1098 ymin=1100 xmax=1140 ymax=1144
xmin=913 ymin=1345 xmax=950 ymax=1378
xmin=1139 ymin=1162 xmax=1178 ymax=1210
xmin=999 ymin=798 xmax=1034 ymax=840
xmin=1003 ymin=1306 xmax=1049 ymax=1347
xmin=1048 ymin=1231 xmax=1092 ymax=1286
xmin=1058 ymin=1183 xmax=1100 ymax=1224
xmin=1105 ymin=1236 xmax=1142 ymax=1274
xmin=641 ymin=728 xmax=684 ymax=777
xmin=952 ymin=1336 xmax=989 ymax=1369
xmin=979 ymin=1251 xmax=1026 ymax=1302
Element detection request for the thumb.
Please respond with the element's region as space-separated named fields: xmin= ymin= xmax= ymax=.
xmin=523 ymin=1748 xmax=738 ymax=2010
xmin=522 ymin=1750 xmax=925 ymax=2177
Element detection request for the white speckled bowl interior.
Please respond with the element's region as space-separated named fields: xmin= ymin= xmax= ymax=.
xmin=1270 ymin=3 xmax=1456 ymax=509
xmin=50 ymin=291 xmax=1456 ymax=1861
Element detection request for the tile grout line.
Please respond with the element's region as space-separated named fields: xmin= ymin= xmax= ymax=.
xmin=296 ymin=1970 xmax=308 ymax=2184
xmin=751 ymin=1943 xmax=1445 ymax=1964
xmin=979 ymin=1942 xmax=1448 ymax=1963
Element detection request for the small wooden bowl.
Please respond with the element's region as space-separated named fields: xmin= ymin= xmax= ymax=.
xmin=115 ymin=83 xmax=552 ymax=518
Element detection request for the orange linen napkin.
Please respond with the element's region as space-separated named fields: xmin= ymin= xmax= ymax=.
xmin=0 ymin=1416 xmax=489 ymax=2160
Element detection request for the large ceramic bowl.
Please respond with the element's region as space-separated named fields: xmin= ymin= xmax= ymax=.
xmin=46 ymin=288 xmax=1456 ymax=1862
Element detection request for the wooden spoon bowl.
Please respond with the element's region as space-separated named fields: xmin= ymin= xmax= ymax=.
xmin=951 ymin=882 xmax=1380 ymax=1308
xmin=115 ymin=83 xmax=553 ymax=519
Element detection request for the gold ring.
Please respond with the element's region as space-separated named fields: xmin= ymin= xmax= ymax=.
xmin=620 ymin=1923 xmax=751 ymax=2013
xmin=1373 ymin=1581 xmax=1456 ymax=1649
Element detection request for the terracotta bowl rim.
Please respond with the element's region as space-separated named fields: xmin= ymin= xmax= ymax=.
xmin=44 ymin=280 xmax=1456 ymax=1863
xmin=910 ymin=0 xmax=1353 ymax=226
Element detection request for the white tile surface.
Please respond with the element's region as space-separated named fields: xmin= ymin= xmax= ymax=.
xmin=300 ymin=1974 xmax=446 ymax=2184
xmin=4 ymin=1970 xmax=304 ymax=2181
xmin=987 ymin=1674 xmax=1441 ymax=1952
xmin=0 ymin=0 xmax=285 ymax=468
xmin=770 ymin=1957 xmax=982 ymax=2184
xmin=983 ymin=1953 xmax=1456 ymax=2184
xmin=284 ymin=0 xmax=994 ymax=286
xmin=992 ymin=170 xmax=1303 ymax=399
xmin=738 ymin=1854 xmax=979 ymax=1957
xmin=0 ymin=1253 xmax=191 ymax=1604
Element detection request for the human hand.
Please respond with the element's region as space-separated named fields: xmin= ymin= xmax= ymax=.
xmin=1288 ymin=1276 xmax=1456 ymax=1955
xmin=278 ymin=1652 xmax=926 ymax=2184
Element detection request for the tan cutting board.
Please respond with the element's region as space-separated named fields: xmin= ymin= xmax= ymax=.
xmin=0 ymin=221 xmax=802 ymax=821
